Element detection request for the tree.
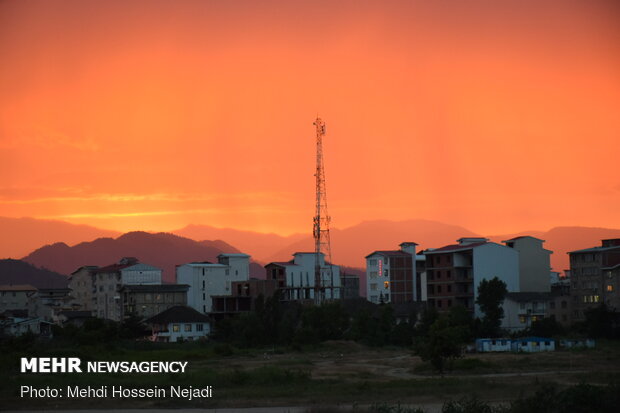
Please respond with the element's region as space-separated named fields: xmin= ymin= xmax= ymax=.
xmin=475 ymin=277 xmax=507 ymax=337
xmin=414 ymin=313 xmax=469 ymax=375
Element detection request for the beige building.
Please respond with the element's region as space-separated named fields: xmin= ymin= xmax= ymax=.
xmin=503 ymin=236 xmax=552 ymax=292
xmin=68 ymin=266 xmax=99 ymax=313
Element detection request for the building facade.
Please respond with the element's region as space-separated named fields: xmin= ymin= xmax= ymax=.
xmin=119 ymin=284 xmax=189 ymax=320
xmin=502 ymin=236 xmax=552 ymax=292
xmin=568 ymin=238 xmax=620 ymax=321
xmin=94 ymin=258 xmax=163 ymax=321
xmin=365 ymin=242 xmax=419 ymax=304
xmin=0 ymin=285 xmax=37 ymax=314
xmin=145 ymin=306 xmax=211 ymax=342
xmin=424 ymin=238 xmax=520 ymax=317
xmin=68 ymin=266 xmax=98 ymax=312
xmin=176 ymin=253 xmax=250 ymax=314
xmin=502 ymin=292 xmax=550 ymax=332
xmin=264 ymin=252 xmax=341 ymax=302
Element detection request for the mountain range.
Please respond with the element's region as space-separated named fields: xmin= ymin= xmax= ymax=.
xmin=4 ymin=216 xmax=620 ymax=287
xmin=0 ymin=259 xmax=68 ymax=288
xmin=22 ymin=232 xmax=265 ymax=283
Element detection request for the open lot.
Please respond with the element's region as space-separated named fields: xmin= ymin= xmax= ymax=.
xmin=2 ymin=340 xmax=619 ymax=410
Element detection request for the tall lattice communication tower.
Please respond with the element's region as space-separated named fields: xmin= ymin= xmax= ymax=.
xmin=313 ymin=116 xmax=333 ymax=305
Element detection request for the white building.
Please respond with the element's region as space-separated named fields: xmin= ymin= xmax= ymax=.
xmin=365 ymin=243 xmax=420 ymax=304
xmin=145 ymin=306 xmax=211 ymax=342
xmin=176 ymin=253 xmax=250 ymax=314
xmin=502 ymin=292 xmax=551 ymax=332
xmin=424 ymin=238 xmax=520 ymax=317
xmin=502 ymin=236 xmax=552 ymax=292
xmin=265 ymin=252 xmax=341 ymax=301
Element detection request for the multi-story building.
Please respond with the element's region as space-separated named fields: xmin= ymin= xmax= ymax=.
xmin=119 ymin=284 xmax=189 ymax=320
xmin=341 ymin=273 xmax=360 ymax=300
xmin=568 ymin=238 xmax=620 ymax=321
xmin=0 ymin=284 xmax=37 ymax=314
xmin=68 ymin=266 xmax=99 ymax=313
xmin=145 ymin=306 xmax=211 ymax=342
xmin=365 ymin=242 xmax=419 ymax=304
xmin=176 ymin=253 xmax=250 ymax=314
xmin=424 ymin=238 xmax=520 ymax=317
xmin=211 ymin=278 xmax=278 ymax=319
xmin=94 ymin=257 xmax=163 ymax=321
xmin=502 ymin=236 xmax=552 ymax=292
xmin=264 ymin=252 xmax=341 ymax=302
xmin=28 ymin=287 xmax=74 ymax=322
xmin=502 ymin=292 xmax=550 ymax=331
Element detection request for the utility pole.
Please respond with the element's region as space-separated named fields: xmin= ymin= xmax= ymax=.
xmin=313 ymin=116 xmax=333 ymax=305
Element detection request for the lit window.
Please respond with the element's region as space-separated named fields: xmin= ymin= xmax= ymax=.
xmin=519 ymin=316 xmax=526 ymax=323
xmin=173 ymin=324 xmax=180 ymax=332
xmin=384 ymin=281 xmax=390 ymax=289
xmin=607 ymin=285 xmax=614 ymax=292
xmin=185 ymin=324 xmax=192 ymax=332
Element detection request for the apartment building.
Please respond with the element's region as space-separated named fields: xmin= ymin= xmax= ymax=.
xmin=424 ymin=238 xmax=520 ymax=317
xmin=68 ymin=266 xmax=98 ymax=312
xmin=502 ymin=236 xmax=552 ymax=292
xmin=176 ymin=253 xmax=250 ymax=314
xmin=365 ymin=242 xmax=420 ymax=304
xmin=94 ymin=257 xmax=163 ymax=321
xmin=568 ymin=238 xmax=620 ymax=321
xmin=264 ymin=252 xmax=341 ymax=301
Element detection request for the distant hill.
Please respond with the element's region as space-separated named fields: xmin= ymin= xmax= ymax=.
xmin=174 ymin=224 xmax=306 ymax=264
xmin=0 ymin=259 xmax=68 ymax=288
xmin=265 ymin=220 xmax=620 ymax=275
xmin=0 ymin=216 xmax=120 ymax=259
xmin=22 ymin=232 xmax=265 ymax=282
xmin=491 ymin=226 xmax=620 ymax=272
xmin=266 ymin=219 xmax=481 ymax=268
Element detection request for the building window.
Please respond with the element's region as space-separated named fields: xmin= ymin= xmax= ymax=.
xmin=607 ymin=285 xmax=614 ymax=292
xmin=446 ymin=270 xmax=451 ymax=278
xmin=437 ymin=285 xmax=442 ymax=293
xmin=196 ymin=324 xmax=203 ymax=332
xmin=550 ymin=302 xmax=555 ymax=309
xmin=437 ymin=300 xmax=442 ymax=308
xmin=447 ymin=285 xmax=452 ymax=293
xmin=225 ymin=269 xmax=229 ymax=275
xmin=519 ymin=316 xmax=526 ymax=324
xmin=370 ymin=284 xmax=377 ymax=291
xmin=384 ymin=281 xmax=390 ymax=289
xmin=369 ymin=259 xmax=377 ymax=266
xmin=173 ymin=324 xmax=180 ymax=332
xmin=185 ymin=324 xmax=192 ymax=332
xmin=447 ymin=299 xmax=452 ymax=307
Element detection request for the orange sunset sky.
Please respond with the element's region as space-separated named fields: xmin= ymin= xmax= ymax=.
xmin=1 ymin=0 xmax=619 ymax=236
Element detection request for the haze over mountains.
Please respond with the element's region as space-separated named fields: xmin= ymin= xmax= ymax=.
xmin=0 ymin=217 xmax=120 ymax=259
xmin=3 ymin=217 xmax=620 ymax=283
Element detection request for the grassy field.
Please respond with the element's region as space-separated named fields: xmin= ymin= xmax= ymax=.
xmin=2 ymin=339 xmax=619 ymax=410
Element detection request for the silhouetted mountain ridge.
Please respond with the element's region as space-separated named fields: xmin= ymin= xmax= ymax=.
xmin=23 ymin=231 xmax=265 ymax=282
xmin=0 ymin=259 xmax=68 ymax=288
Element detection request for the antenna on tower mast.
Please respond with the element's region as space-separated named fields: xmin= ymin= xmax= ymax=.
xmin=313 ymin=116 xmax=333 ymax=305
